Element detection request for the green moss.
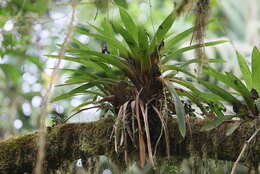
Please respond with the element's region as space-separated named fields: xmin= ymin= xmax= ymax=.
xmin=0 ymin=117 xmax=259 ymax=173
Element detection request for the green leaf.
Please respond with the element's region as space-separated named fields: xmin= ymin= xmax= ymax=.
xmin=76 ymin=27 xmax=129 ymax=57
xmin=14 ymin=0 xmax=50 ymax=15
xmin=201 ymin=115 xmax=235 ymax=131
xmin=100 ymin=19 xmax=118 ymax=56
xmin=171 ymin=78 xmax=223 ymax=102
xmin=49 ymin=54 xmax=108 ymax=71
xmin=178 ymin=58 xmax=225 ymax=67
xmin=47 ymin=55 xmax=95 ymax=68
xmin=119 ymin=6 xmax=138 ymax=41
xmin=72 ymin=49 xmax=131 ymax=73
xmin=101 ymin=18 xmax=115 ymax=37
xmin=113 ymin=23 xmax=140 ymax=59
xmin=87 ymin=22 xmax=106 ymax=35
xmin=138 ymin=28 xmax=151 ymax=71
xmin=0 ymin=64 xmax=20 ymax=85
xmin=71 ymin=38 xmax=91 ymax=51
xmin=252 ymin=46 xmax=260 ymax=94
xmin=162 ymin=40 xmax=228 ymax=64
xmin=202 ymin=66 xmax=255 ymax=112
xmin=86 ymin=22 xmax=117 ymax=55
xmin=161 ymin=65 xmax=196 ymax=78
xmin=0 ymin=16 xmax=7 ymax=28
xmin=114 ymin=0 xmax=128 ymax=8
xmin=225 ymin=121 xmax=241 ymax=136
xmin=164 ymin=80 xmax=186 ymax=137
xmin=71 ymin=101 xmax=94 ymax=112
xmin=138 ymin=28 xmax=149 ymax=57
xmin=198 ymin=79 xmax=241 ymax=105
xmin=225 ymin=72 xmax=255 ymax=112
xmin=26 ymin=56 xmax=44 ymax=70
xmin=150 ymin=11 xmax=177 ymax=54
xmin=203 ymin=66 xmax=236 ymax=89
xmin=236 ymin=51 xmax=252 ymax=89
xmin=163 ymin=27 xmax=193 ymax=52
xmin=51 ymin=83 xmax=96 ymax=102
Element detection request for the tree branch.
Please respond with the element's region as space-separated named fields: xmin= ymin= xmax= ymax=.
xmin=0 ymin=117 xmax=259 ymax=173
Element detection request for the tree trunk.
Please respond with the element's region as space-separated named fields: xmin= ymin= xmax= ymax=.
xmin=0 ymin=117 xmax=259 ymax=173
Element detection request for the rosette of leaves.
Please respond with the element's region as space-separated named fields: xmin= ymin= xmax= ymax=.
xmin=178 ymin=47 xmax=260 ymax=131
xmin=50 ymin=6 xmax=226 ymax=167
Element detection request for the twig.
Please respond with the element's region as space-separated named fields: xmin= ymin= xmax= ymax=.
xmin=230 ymin=128 xmax=260 ymax=174
xmin=34 ymin=1 xmax=77 ymax=174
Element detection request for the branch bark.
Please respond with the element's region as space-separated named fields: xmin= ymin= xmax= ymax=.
xmin=0 ymin=117 xmax=259 ymax=173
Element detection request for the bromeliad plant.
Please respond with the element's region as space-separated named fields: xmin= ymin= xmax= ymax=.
xmin=175 ymin=47 xmax=260 ymax=131
xmin=204 ymin=48 xmax=260 ymax=132
xmin=50 ymin=6 xmax=227 ymax=167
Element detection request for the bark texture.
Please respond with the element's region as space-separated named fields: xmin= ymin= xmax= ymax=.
xmin=0 ymin=117 xmax=259 ymax=173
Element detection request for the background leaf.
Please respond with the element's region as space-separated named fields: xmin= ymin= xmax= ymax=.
xmin=0 ymin=64 xmax=20 ymax=85
xmin=236 ymin=51 xmax=252 ymax=89
xmin=252 ymin=46 xmax=260 ymax=94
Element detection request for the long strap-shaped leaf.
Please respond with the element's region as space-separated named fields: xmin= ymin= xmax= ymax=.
xmin=89 ymin=20 xmax=118 ymax=55
xmin=118 ymin=6 xmax=138 ymax=41
xmin=161 ymin=64 xmax=196 ymax=78
xmin=76 ymin=27 xmax=129 ymax=57
xmin=162 ymin=27 xmax=194 ymax=53
xmin=252 ymin=46 xmax=260 ymax=94
xmin=51 ymin=83 xmax=97 ymax=102
xmin=201 ymin=115 xmax=236 ymax=131
xmin=48 ymin=53 xmax=124 ymax=74
xmin=71 ymin=38 xmax=92 ymax=51
xmin=149 ymin=10 xmax=177 ymax=55
xmin=236 ymin=51 xmax=252 ymax=89
xmin=171 ymin=78 xmax=223 ymax=102
xmin=198 ymin=79 xmax=241 ymax=106
xmin=203 ymin=66 xmax=255 ymax=112
xmin=101 ymin=18 xmax=115 ymax=37
xmin=68 ymin=49 xmax=132 ymax=74
xmin=177 ymin=58 xmax=225 ymax=68
xmin=161 ymin=40 xmax=228 ymax=64
xmin=113 ymin=23 xmax=140 ymax=60
xmin=225 ymin=72 xmax=255 ymax=112
xmin=138 ymin=27 xmax=151 ymax=72
xmin=164 ymin=80 xmax=186 ymax=137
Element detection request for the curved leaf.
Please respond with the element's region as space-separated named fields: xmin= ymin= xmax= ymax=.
xmin=51 ymin=83 xmax=94 ymax=102
xmin=76 ymin=27 xmax=129 ymax=57
xmin=198 ymin=79 xmax=241 ymax=105
xmin=149 ymin=11 xmax=177 ymax=54
xmin=162 ymin=40 xmax=229 ymax=64
xmin=164 ymin=80 xmax=186 ymax=137
xmin=163 ymin=27 xmax=193 ymax=53
xmin=236 ymin=51 xmax=252 ymax=89
xmin=118 ymin=6 xmax=138 ymax=41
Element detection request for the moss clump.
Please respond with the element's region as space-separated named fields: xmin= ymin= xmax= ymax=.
xmin=0 ymin=133 xmax=37 ymax=173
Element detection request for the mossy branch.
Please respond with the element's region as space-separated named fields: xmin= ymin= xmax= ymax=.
xmin=0 ymin=117 xmax=259 ymax=173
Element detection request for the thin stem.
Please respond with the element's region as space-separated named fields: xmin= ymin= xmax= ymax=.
xmin=34 ymin=1 xmax=77 ymax=173
xmin=230 ymin=128 xmax=260 ymax=174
